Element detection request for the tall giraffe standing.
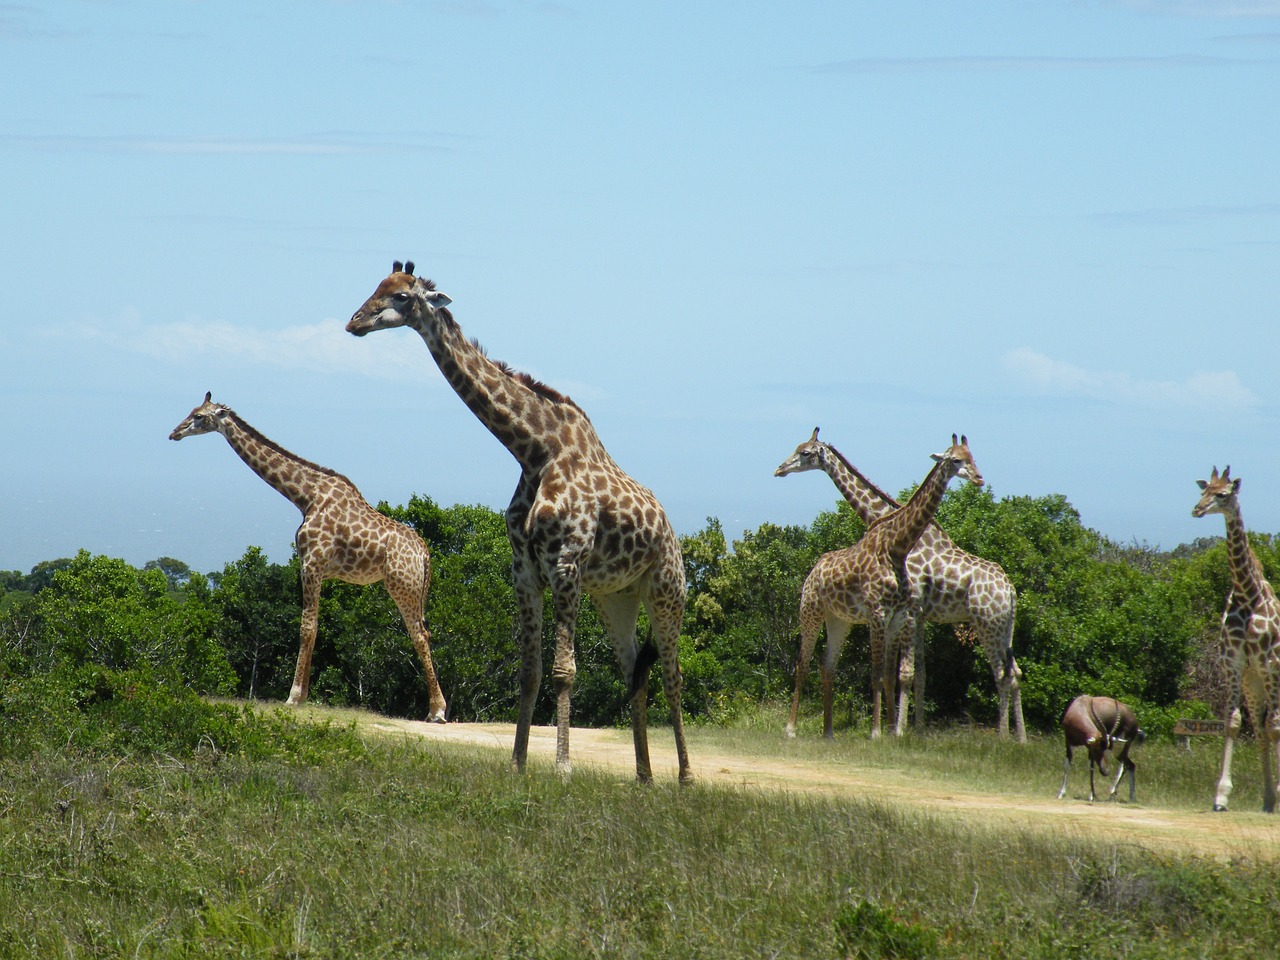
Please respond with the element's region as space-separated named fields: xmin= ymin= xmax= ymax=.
xmin=775 ymin=428 xmax=1025 ymax=741
xmin=169 ymin=393 xmax=447 ymax=720
xmin=794 ymin=435 xmax=983 ymax=738
xmin=1192 ymin=465 xmax=1280 ymax=812
xmin=346 ymin=262 xmax=691 ymax=783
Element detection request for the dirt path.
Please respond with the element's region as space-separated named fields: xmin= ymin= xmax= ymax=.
xmin=350 ymin=715 xmax=1280 ymax=862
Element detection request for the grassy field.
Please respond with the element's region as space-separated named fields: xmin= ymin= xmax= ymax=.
xmin=2 ymin=697 xmax=1279 ymax=959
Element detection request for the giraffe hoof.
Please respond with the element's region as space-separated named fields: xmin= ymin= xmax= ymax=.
xmin=428 ymin=710 xmax=447 ymax=724
xmin=1212 ymin=804 xmax=1228 ymax=812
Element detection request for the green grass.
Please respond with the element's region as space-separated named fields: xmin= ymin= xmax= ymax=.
xmin=741 ymin=700 xmax=1261 ymax=811
xmin=2 ymin=689 xmax=1279 ymax=958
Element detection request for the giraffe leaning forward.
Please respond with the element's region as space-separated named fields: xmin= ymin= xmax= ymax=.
xmin=346 ymin=261 xmax=692 ymax=784
xmin=169 ymin=393 xmax=447 ymax=721
xmin=1193 ymin=465 xmax=1280 ymax=812
xmin=775 ymin=428 xmax=1025 ymax=741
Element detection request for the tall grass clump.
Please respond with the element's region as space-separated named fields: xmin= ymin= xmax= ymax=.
xmin=2 ymin=688 xmax=1279 ymax=958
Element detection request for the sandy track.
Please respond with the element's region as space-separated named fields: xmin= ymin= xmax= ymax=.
xmin=353 ymin=716 xmax=1280 ymax=862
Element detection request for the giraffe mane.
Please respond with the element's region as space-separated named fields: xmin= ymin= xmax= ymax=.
xmin=220 ymin=406 xmax=352 ymax=484
xmin=407 ymin=270 xmax=582 ymax=410
xmin=823 ymin=443 xmax=901 ymax=509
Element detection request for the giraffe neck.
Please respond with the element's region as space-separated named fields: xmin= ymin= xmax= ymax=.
xmin=218 ymin=413 xmax=339 ymax=514
xmin=873 ymin=458 xmax=954 ymax=562
xmin=409 ymin=312 xmax=596 ymax=474
xmin=1221 ymin=502 xmax=1270 ymax=607
xmin=819 ymin=445 xmax=895 ymax=524
xmin=822 ymin=443 xmax=953 ymax=549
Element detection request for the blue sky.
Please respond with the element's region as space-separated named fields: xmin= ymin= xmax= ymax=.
xmin=3 ymin=0 xmax=1279 ymax=574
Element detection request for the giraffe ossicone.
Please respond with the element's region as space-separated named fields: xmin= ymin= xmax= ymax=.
xmin=347 ymin=261 xmax=692 ymax=784
xmin=775 ymin=427 xmax=1025 ymax=741
xmin=168 ymin=392 xmax=447 ymax=722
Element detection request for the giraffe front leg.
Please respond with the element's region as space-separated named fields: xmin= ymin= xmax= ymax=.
xmin=287 ymin=572 xmax=323 ymax=705
xmin=1214 ymin=705 xmax=1242 ymax=812
xmin=1261 ymin=691 xmax=1280 ymax=814
xmin=911 ymin=620 xmax=926 ymax=734
xmin=820 ymin=669 xmax=835 ymax=739
xmin=786 ymin=656 xmax=809 ymax=739
xmin=549 ymin=557 xmax=583 ymax=779
xmin=510 ymin=577 xmax=544 ymax=775
xmin=869 ymin=621 xmax=885 ymax=739
xmin=892 ymin=615 xmax=915 ymax=737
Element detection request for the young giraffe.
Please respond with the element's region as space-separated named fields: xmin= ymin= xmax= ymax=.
xmin=1192 ymin=465 xmax=1280 ymax=812
xmin=169 ymin=393 xmax=447 ymax=720
xmin=346 ymin=261 xmax=691 ymax=784
xmin=775 ymin=428 xmax=1025 ymax=741
xmin=794 ymin=435 xmax=983 ymax=738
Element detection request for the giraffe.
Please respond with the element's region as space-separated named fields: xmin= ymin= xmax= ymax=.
xmin=346 ymin=261 xmax=692 ymax=784
xmin=792 ymin=434 xmax=983 ymax=738
xmin=775 ymin=428 xmax=1025 ymax=741
xmin=169 ymin=392 xmax=447 ymax=721
xmin=1192 ymin=465 xmax=1280 ymax=812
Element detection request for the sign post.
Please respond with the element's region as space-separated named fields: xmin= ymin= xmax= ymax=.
xmin=1173 ymin=717 xmax=1225 ymax=751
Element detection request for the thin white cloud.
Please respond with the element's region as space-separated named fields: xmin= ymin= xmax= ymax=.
xmin=1003 ymin=347 xmax=1259 ymax=409
xmin=1093 ymin=201 xmax=1280 ymax=226
xmin=813 ymin=53 xmax=1274 ymax=73
xmin=60 ymin=312 xmax=435 ymax=383
xmin=0 ymin=133 xmax=453 ymax=156
xmin=1120 ymin=0 xmax=1280 ymax=17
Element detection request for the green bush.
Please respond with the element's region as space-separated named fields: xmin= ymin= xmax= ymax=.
xmin=0 ymin=663 xmax=362 ymax=763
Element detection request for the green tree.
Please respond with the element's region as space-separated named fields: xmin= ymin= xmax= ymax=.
xmin=29 ymin=550 xmax=233 ymax=692
xmin=209 ymin=547 xmax=302 ymax=700
xmin=144 ymin=556 xmax=194 ymax=590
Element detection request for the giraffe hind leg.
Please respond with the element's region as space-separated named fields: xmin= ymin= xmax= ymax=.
xmin=386 ymin=571 xmax=447 ymax=723
xmin=594 ymin=591 xmax=654 ymax=784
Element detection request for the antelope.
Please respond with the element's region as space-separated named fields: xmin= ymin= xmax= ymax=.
xmin=1058 ymin=695 xmax=1145 ymax=802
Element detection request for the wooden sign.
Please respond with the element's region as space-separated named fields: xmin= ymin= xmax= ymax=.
xmin=1174 ymin=718 xmax=1226 ymax=737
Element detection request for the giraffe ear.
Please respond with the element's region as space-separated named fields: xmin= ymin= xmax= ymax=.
xmin=425 ymin=290 xmax=452 ymax=308
xmin=1232 ymin=477 xmax=1242 ymax=494
xmin=1196 ymin=479 xmax=1209 ymax=491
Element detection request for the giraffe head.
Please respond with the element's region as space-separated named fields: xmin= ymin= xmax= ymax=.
xmin=1193 ymin=465 xmax=1240 ymax=518
xmin=346 ymin=260 xmax=454 ymax=337
xmin=169 ymin=392 xmax=230 ymax=441
xmin=774 ymin=427 xmax=828 ymax=477
xmin=930 ymin=434 xmax=984 ymax=487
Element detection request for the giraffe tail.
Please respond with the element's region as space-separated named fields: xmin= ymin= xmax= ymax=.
xmin=626 ymin=636 xmax=659 ymax=705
